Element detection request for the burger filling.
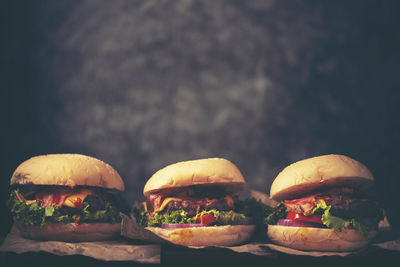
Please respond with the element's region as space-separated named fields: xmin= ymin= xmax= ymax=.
xmin=7 ymin=186 xmax=128 ymax=227
xmin=141 ymin=186 xmax=252 ymax=227
xmin=265 ymin=187 xmax=383 ymax=236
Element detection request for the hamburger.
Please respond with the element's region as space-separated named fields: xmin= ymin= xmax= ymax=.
xmin=139 ymin=158 xmax=256 ymax=247
xmin=7 ymin=154 xmax=127 ymax=242
xmin=266 ymin=154 xmax=383 ymax=251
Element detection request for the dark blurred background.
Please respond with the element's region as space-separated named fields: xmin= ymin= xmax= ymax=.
xmin=1 ymin=0 xmax=400 ymax=238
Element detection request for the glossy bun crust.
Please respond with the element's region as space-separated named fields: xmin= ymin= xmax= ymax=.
xmin=270 ymin=154 xmax=373 ymax=201
xmin=16 ymin=221 xmax=121 ymax=242
xmin=267 ymin=225 xmax=375 ymax=251
xmin=11 ymin=154 xmax=124 ymax=191
xmin=146 ymin=225 xmax=255 ymax=247
xmin=144 ymin=158 xmax=245 ymax=196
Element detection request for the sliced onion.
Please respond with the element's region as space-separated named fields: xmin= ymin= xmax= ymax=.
xmin=161 ymin=223 xmax=208 ymax=229
xmin=277 ymin=219 xmax=324 ymax=228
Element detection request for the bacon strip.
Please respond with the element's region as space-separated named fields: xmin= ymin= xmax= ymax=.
xmin=36 ymin=190 xmax=70 ymax=207
xmin=146 ymin=193 xmax=163 ymax=214
xmin=284 ymin=194 xmax=329 ymax=216
xmin=32 ymin=188 xmax=96 ymax=208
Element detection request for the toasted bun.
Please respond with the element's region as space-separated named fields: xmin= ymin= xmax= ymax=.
xmin=270 ymin=154 xmax=373 ymax=201
xmin=267 ymin=225 xmax=375 ymax=251
xmin=10 ymin=154 xmax=124 ymax=191
xmin=15 ymin=220 xmax=121 ymax=242
xmin=144 ymin=158 xmax=245 ymax=196
xmin=146 ymin=225 xmax=255 ymax=247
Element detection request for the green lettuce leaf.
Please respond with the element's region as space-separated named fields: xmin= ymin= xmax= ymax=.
xmin=7 ymin=189 xmax=122 ymax=227
xmin=44 ymin=206 xmax=56 ymax=217
xmin=264 ymin=201 xmax=288 ymax=225
xmin=197 ymin=209 xmax=246 ymax=224
xmin=310 ymin=199 xmax=328 ymax=215
xmin=265 ymin=199 xmax=381 ymax=237
xmin=321 ymin=206 xmax=379 ymax=237
xmin=132 ymin=204 xmax=149 ymax=227
xmin=147 ymin=209 xmax=247 ymax=227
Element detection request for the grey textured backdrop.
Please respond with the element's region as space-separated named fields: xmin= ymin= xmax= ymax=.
xmin=2 ymin=0 xmax=400 ymax=235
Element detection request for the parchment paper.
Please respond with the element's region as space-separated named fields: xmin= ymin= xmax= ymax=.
xmin=0 ymin=224 xmax=161 ymax=264
xmin=121 ymin=190 xmax=400 ymax=258
xmin=121 ymin=213 xmax=400 ymax=257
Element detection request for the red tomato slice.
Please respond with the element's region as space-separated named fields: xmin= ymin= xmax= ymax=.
xmin=286 ymin=211 xmax=323 ymax=224
xmin=195 ymin=214 xmax=217 ymax=225
xmin=74 ymin=197 xmax=83 ymax=209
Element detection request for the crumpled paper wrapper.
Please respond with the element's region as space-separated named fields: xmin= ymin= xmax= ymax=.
xmin=0 ymin=223 xmax=161 ymax=264
xmin=121 ymin=212 xmax=400 ymax=257
xmin=121 ymin=190 xmax=400 ymax=258
xmin=121 ymin=212 xmax=276 ymax=257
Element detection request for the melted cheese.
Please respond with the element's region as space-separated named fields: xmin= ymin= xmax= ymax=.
xmin=15 ymin=190 xmax=36 ymax=205
xmin=204 ymin=198 xmax=216 ymax=208
xmin=193 ymin=205 xmax=201 ymax=221
xmin=64 ymin=189 xmax=94 ymax=208
xmin=153 ymin=197 xmax=182 ymax=213
xmin=14 ymin=190 xmax=24 ymax=202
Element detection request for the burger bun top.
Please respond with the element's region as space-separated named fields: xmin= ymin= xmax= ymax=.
xmin=10 ymin=154 xmax=124 ymax=191
xmin=144 ymin=158 xmax=245 ymax=196
xmin=270 ymin=154 xmax=373 ymax=201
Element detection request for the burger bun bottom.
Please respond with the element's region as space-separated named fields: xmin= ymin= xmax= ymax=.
xmin=267 ymin=224 xmax=376 ymax=251
xmin=146 ymin=225 xmax=255 ymax=247
xmin=16 ymin=220 xmax=121 ymax=242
